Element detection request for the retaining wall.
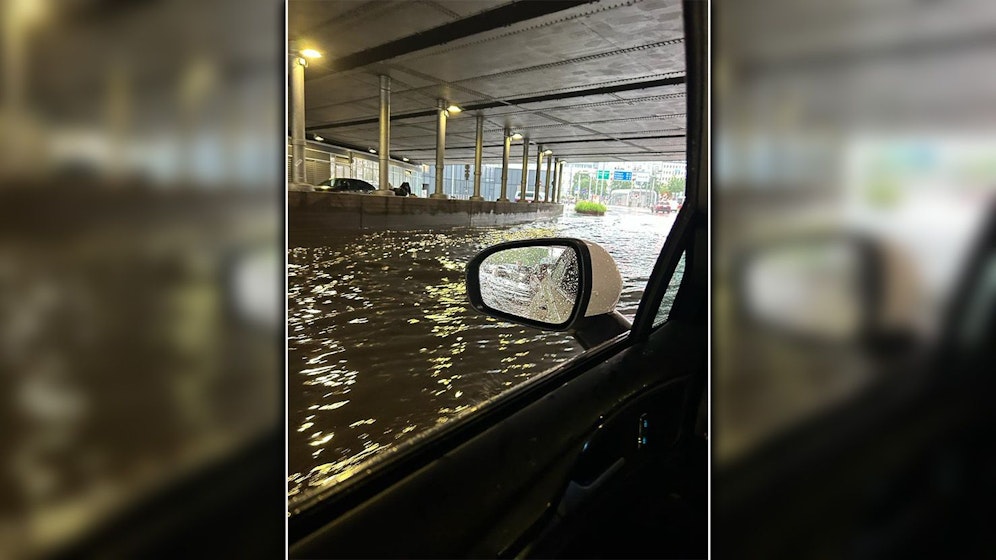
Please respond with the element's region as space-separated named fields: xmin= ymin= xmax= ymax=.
xmin=289 ymin=192 xmax=564 ymax=240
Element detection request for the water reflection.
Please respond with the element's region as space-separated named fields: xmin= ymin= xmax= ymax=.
xmin=288 ymin=209 xmax=675 ymax=502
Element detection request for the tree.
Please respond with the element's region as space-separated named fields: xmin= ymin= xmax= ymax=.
xmin=665 ymin=175 xmax=685 ymax=194
xmin=607 ymin=179 xmax=633 ymax=191
xmin=573 ymin=172 xmax=593 ymax=198
xmin=654 ymin=175 xmax=685 ymax=198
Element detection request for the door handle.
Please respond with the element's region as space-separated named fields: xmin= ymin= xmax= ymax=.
xmin=556 ymin=457 xmax=626 ymax=517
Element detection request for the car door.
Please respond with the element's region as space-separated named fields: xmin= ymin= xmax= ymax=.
xmin=288 ymin=2 xmax=707 ymax=557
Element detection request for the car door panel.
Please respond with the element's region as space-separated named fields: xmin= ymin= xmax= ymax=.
xmin=290 ymin=320 xmax=703 ymax=558
xmin=518 ymin=324 xmax=705 ymax=558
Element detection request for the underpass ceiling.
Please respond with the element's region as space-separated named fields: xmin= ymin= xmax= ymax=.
xmin=290 ymin=0 xmax=686 ymax=164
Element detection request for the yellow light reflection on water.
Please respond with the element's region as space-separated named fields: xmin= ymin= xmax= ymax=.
xmin=289 ymin=224 xmax=589 ymax=500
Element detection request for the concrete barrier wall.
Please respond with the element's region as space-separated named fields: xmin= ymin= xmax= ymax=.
xmin=289 ymin=191 xmax=564 ymax=238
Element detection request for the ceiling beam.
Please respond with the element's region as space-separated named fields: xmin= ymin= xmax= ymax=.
xmin=391 ymin=134 xmax=686 ymax=153
xmin=307 ymin=76 xmax=686 ymax=131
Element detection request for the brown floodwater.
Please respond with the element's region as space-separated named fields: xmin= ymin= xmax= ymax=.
xmin=288 ymin=207 xmax=677 ymax=503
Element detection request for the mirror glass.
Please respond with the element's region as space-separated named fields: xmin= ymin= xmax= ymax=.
xmin=479 ymin=245 xmax=580 ymax=325
xmin=743 ymin=241 xmax=864 ymax=340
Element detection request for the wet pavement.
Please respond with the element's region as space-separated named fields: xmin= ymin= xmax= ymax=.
xmin=288 ymin=207 xmax=677 ymax=502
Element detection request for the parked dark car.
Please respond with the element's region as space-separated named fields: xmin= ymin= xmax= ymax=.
xmin=653 ymin=201 xmax=673 ymax=214
xmin=315 ymin=178 xmax=376 ymax=193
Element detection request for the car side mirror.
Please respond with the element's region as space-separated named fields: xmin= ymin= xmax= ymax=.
xmin=735 ymin=234 xmax=918 ymax=352
xmin=466 ymin=238 xmax=630 ymax=348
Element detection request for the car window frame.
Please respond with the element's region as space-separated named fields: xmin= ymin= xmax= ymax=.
xmin=629 ymin=0 xmax=705 ymax=339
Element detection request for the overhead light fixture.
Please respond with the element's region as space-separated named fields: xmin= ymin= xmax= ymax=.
xmin=300 ymin=48 xmax=323 ymax=59
xmin=12 ymin=0 xmax=50 ymax=28
xmin=314 ymin=135 xmax=323 ymax=141
xmin=446 ymin=104 xmax=462 ymax=114
xmin=402 ymin=157 xmax=410 ymax=162
xmin=510 ymin=132 xmax=523 ymax=140
xmin=369 ymin=148 xmax=376 ymax=153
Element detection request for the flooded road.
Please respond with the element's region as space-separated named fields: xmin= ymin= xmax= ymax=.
xmin=288 ymin=207 xmax=677 ymax=502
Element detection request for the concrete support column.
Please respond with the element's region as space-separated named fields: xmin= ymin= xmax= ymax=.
xmin=431 ymin=99 xmax=448 ymax=199
xmin=289 ymin=54 xmax=309 ymax=188
xmin=533 ymin=146 xmax=542 ymax=202
xmin=470 ymin=114 xmax=484 ymax=201
xmin=499 ymin=128 xmax=511 ymax=202
xmin=544 ymin=154 xmax=552 ymax=202
xmin=556 ymin=160 xmax=565 ymax=203
xmin=550 ymin=158 xmax=558 ymax=203
xmin=375 ymin=74 xmax=393 ymax=196
xmin=519 ymin=138 xmax=529 ymax=203
xmin=4 ymin=0 xmax=26 ymax=114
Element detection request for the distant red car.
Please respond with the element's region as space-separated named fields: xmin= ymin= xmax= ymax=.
xmin=653 ymin=201 xmax=673 ymax=214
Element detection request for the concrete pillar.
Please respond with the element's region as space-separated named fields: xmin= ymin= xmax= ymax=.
xmin=4 ymin=0 xmax=25 ymax=114
xmin=375 ymin=74 xmax=393 ymax=196
xmin=519 ymin=138 xmax=529 ymax=202
xmin=550 ymin=158 xmax=558 ymax=203
xmin=499 ymin=128 xmax=511 ymax=202
xmin=533 ymin=146 xmax=542 ymax=202
xmin=289 ymin=53 xmax=309 ymax=189
xmin=544 ymin=154 xmax=552 ymax=202
xmin=556 ymin=160 xmax=565 ymax=203
xmin=470 ymin=114 xmax=484 ymax=201
xmin=431 ymin=99 xmax=448 ymax=199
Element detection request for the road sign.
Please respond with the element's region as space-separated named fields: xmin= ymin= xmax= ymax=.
xmin=612 ymin=171 xmax=632 ymax=181
xmin=596 ymin=170 xmax=610 ymax=180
